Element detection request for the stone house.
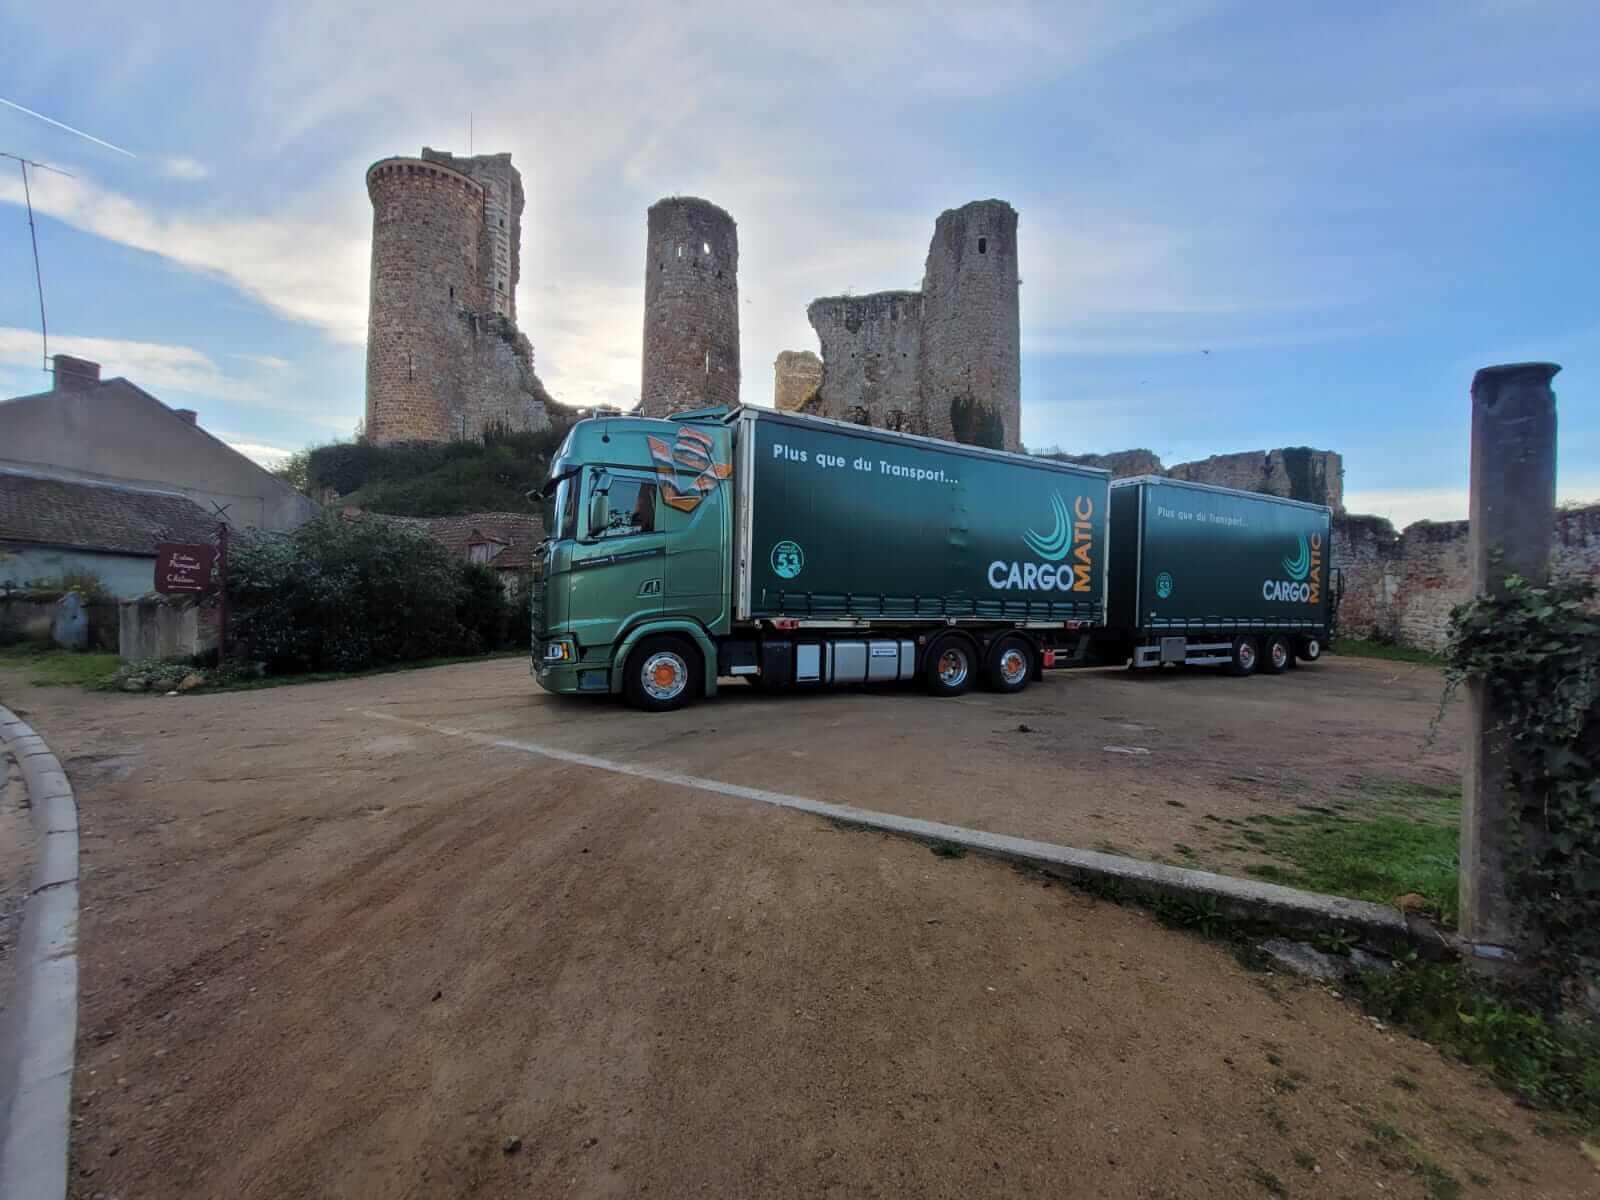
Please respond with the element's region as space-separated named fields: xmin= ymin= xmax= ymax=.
xmin=0 ymin=469 xmax=219 ymax=599
xmin=0 ymin=354 xmax=319 ymax=532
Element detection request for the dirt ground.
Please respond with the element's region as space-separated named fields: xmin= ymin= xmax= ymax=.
xmin=1 ymin=656 xmax=1593 ymax=1199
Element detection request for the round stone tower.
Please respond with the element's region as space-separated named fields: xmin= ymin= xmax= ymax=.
xmin=918 ymin=200 xmax=1020 ymax=451
xmin=364 ymin=156 xmax=486 ymax=444
xmin=640 ymin=198 xmax=739 ymax=417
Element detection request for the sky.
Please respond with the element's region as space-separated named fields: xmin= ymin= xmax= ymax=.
xmin=1 ymin=0 xmax=1596 ymax=528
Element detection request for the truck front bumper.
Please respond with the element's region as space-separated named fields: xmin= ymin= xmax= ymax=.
xmin=531 ymin=639 xmax=613 ymax=696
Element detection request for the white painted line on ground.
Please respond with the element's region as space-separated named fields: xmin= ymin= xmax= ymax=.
xmin=358 ymin=709 xmax=1412 ymax=948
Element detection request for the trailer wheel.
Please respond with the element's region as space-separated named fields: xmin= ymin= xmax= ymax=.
xmin=1297 ymin=636 xmax=1323 ymax=663
xmin=923 ymin=636 xmax=975 ymax=698
xmin=1261 ymin=634 xmax=1292 ymax=675
xmin=624 ymin=636 xmax=702 ymax=712
xmin=1227 ymin=635 xmax=1259 ymax=677
xmin=985 ymin=635 xmax=1034 ymax=694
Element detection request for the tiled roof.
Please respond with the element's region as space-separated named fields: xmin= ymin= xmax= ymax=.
xmin=351 ymin=509 xmax=544 ymax=571
xmin=0 ymin=470 xmax=217 ymax=556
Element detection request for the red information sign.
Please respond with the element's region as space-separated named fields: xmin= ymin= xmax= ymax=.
xmin=154 ymin=542 xmax=217 ymax=594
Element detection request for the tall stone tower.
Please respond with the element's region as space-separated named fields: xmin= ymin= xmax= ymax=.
xmin=640 ymin=198 xmax=739 ymax=417
xmin=364 ymin=147 xmax=550 ymax=445
xmin=919 ymin=200 xmax=1020 ymax=452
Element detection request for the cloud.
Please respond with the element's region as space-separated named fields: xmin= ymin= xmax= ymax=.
xmin=229 ymin=353 xmax=293 ymax=371
xmin=0 ymin=327 xmax=349 ymax=429
xmin=0 ymin=171 xmax=369 ymax=344
xmin=160 ymin=156 xmax=209 ymax=181
xmin=1346 ymin=476 xmax=1600 ymax=528
xmin=217 ymin=436 xmax=297 ymax=469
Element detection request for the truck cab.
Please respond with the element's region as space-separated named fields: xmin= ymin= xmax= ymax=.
xmin=532 ymin=411 xmax=734 ymax=703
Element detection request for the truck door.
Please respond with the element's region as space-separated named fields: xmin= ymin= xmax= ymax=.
xmin=567 ymin=467 xmax=664 ymax=651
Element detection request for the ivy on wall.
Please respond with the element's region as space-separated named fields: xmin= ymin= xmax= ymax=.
xmin=1443 ymin=575 xmax=1600 ymax=995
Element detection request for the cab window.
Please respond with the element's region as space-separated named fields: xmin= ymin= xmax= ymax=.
xmin=557 ymin=476 xmax=578 ymax=541
xmin=597 ymin=477 xmax=658 ymax=538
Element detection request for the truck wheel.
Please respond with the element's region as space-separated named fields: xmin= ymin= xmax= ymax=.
xmin=1297 ymin=636 xmax=1323 ymax=663
xmin=624 ymin=636 xmax=702 ymax=712
xmin=923 ymin=637 xmax=974 ymax=698
xmin=1227 ymin=635 xmax=1259 ymax=677
xmin=1261 ymin=634 xmax=1291 ymax=675
xmin=985 ymin=636 xmax=1033 ymax=693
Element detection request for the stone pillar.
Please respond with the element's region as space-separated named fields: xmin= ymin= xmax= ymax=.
xmin=1458 ymin=362 xmax=1559 ymax=959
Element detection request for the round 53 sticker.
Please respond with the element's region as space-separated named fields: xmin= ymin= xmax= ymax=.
xmin=771 ymin=540 xmax=805 ymax=580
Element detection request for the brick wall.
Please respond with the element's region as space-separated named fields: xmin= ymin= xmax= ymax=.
xmin=1331 ymin=504 xmax=1600 ymax=651
xmin=640 ymin=198 xmax=739 ymax=417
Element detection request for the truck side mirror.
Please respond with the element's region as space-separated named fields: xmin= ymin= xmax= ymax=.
xmin=587 ymin=471 xmax=612 ymax=538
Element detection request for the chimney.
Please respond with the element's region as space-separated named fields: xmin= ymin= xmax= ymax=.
xmin=52 ymin=354 xmax=101 ymax=391
xmin=173 ymin=408 xmax=198 ymax=425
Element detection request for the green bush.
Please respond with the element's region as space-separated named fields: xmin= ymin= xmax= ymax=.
xmin=306 ymin=423 xmax=571 ymax=515
xmin=227 ymin=515 xmax=512 ymax=674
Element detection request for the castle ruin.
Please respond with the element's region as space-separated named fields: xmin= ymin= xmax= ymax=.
xmin=640 ymin=197 xmax=740 ymax=418
xmin=773 ymin=350 xmax=823 ymax=411
xmin=798 ymin=200 xmax=1021 ymax=451
xmin=364 ymin=148 xmax=552 ymax=445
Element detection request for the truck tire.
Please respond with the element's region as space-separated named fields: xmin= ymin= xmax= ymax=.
xmin=923 ymin=636 xmax=975 ymax=698
xmin=1227 ymin=635 xmax=1259 ymax=677
xmin=1261 ymin=634 xmax=1292 ymax=675
xmin=985 ymin=635 xmax=1034 ymax=693
xmin=1297 ymin=635 xmax=1323 ymax=663
xmin=624 ymin=636 xmax=702 ymax=712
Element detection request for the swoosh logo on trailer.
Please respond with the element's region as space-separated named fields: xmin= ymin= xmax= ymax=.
xmin=1023 ymin=493 xmax=1073 ymax=562
xmin=1282 ymin=534 xmax=1311 ymax=582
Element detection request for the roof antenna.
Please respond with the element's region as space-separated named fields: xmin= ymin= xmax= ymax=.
xmin=1 ymin=151 xmax=72 ymax=374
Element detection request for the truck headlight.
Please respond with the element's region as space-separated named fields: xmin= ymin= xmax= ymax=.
xmin=543 ymin=640 xmax=573 ymax=663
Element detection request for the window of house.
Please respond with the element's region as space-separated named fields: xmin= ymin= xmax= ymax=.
xmin=467 ymin=542 xmax=494 ymax=563
xmin=597 ymin=477 xmax=658 ymax=538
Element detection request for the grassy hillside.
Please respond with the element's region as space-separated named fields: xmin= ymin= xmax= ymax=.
xmin=291 ymin=424 xmax=572 ymax=516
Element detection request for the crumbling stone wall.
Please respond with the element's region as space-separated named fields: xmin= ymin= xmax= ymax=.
xmin=364 ymin=149 xmax=550 ymax=446
xmin=1331 ymin=504 xmax=1600 ymax=651
xmin=1168 ymin=448 xmax=1344 ymax=511
xmin=640 ymin=198 xmax=739 ymax=418
xmin=806 ymin=293 xmax=927 ymax=431
xmin=1045 ymin=449 xmax=1165 ymax=478
xmin=804 ymin=201 xmax=1020 ymax=451
xmin=773 ymin=350 xmax=824 ymax=413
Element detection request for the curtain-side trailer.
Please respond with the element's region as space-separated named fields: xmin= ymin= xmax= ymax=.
xmin=1093 ymin=475 xmax=1339 ymax=675
xmin=532 ymin=407 xmax=1111 ymax=710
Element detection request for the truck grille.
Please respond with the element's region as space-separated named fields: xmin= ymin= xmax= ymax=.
xmin=529 ymin=544 xmax=548 ymax=635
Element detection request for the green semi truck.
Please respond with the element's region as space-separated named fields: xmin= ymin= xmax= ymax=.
xmin=1094 ymin=475 xmax=1339 ymax=674
xmin=532 ymin=406 xmax=1111 ymax=710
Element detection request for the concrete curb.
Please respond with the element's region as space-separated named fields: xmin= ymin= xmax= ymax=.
xmin=366 ymin=711 xmax=1416 ymax=955
xmin=0 ymin=705 xmax=79 ymax=1200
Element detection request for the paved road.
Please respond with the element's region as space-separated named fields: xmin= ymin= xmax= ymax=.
xmin=0 ymin=657 xmax=1588 ymax=1199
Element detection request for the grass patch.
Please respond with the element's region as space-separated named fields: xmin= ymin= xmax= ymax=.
xmin=1351 ymin=964 xmax=1600 ymax=1130
xmin=1238 ymin=782 xmax=1461 ymax=921
xmin=0 ymin=644 xmax=121 ymax=687
xmin=1332 ymin=638 xmax=1442 ymax=665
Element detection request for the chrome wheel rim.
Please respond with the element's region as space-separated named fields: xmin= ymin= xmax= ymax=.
xmin=1271 ymin=641 xmax=1289 ymax=670
xmin=1304 ymin=639 xmax=1320 ymax=660
xmin=938 ymin=648 xmax=969 ymax=688
xmin=641 ymin=651 xmax=688 ymax=701
xmin=998 ymin=647 xmax=1027 ymax=685
xmin=1238 ymin=642 xmax=1256 ymax=671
